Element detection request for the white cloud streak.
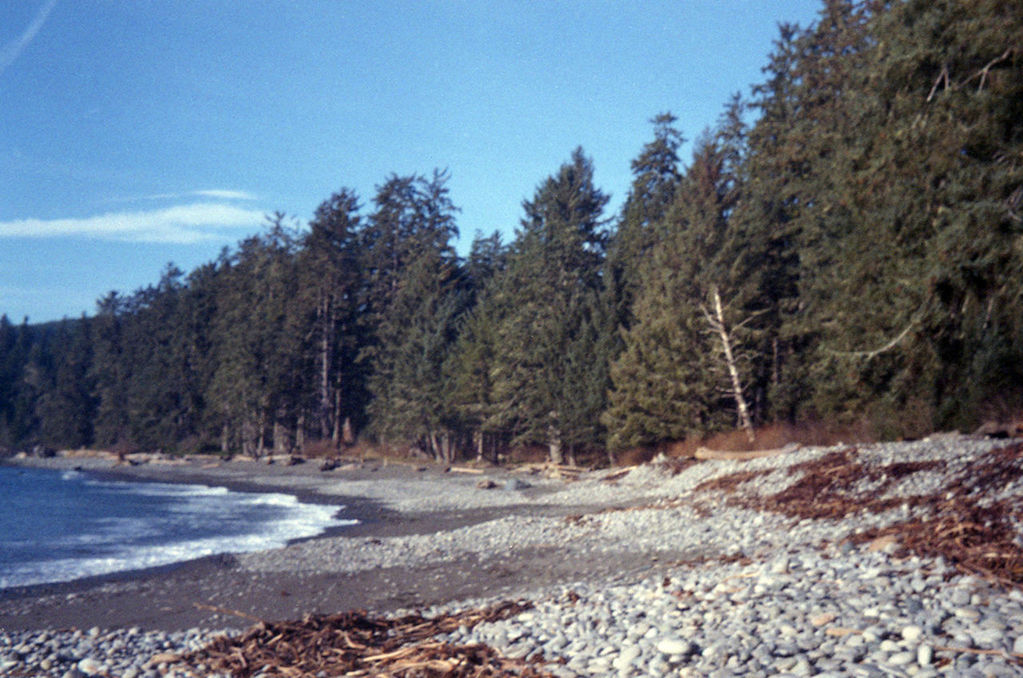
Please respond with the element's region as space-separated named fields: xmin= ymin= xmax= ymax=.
xmin=0 ymin=203 xmax=266 ymax=244
xmin=194 ymin=189 xmax=258 ymax=201
xmin=0 ymin=0 xmax=58 ymax=79
xmin=105 ymin=189 xmax=260 ymax=204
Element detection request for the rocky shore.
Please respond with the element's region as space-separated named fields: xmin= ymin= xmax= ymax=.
xmin=2 ymin=434 xmax=1023 ymax=676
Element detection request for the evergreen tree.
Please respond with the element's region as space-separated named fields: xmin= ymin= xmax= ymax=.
xmin=208 ymin=216 xmax=307 ymax=455
xmin=0 ymin=315 xmax=23 ymax=447
xmin=445 ymin=231 xmax=509 ymax=460
xmin=360 ymin=170 xmax=464 ymax=456
xmin=35 ymin=317 xmax=95 ymax=448
xmin=604 ymin=125 xmax=749 ymax=451
xmin=90 ymin=292 xmax=132 ymax=448
xmin=606 ymin=113 xmax=685 ymax=333
xmin=489 ymin=148 xmax=610 ymax=462
xmin=366 ymin=246 xmax=466 ymax=460
xmin=299 ymin=188 xmax=364 ymax=444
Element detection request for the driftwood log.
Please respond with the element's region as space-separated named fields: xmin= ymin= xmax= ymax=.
xmin=165 ymin=600 xmax=556 ymax=678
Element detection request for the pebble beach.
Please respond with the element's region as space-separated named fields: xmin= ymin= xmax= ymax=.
xmin=3 ymin=434 xmax=1023 ymax=677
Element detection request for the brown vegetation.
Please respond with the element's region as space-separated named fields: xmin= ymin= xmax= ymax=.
xmin=696 ymin=443 xmax=1023 ymax=588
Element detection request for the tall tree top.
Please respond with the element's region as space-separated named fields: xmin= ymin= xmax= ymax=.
xmin=519 ymin=147 xmax=610 ymax=254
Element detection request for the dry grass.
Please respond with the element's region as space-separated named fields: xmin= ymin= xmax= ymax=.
xmin=619 ymin=421 xmax=880 ymax=462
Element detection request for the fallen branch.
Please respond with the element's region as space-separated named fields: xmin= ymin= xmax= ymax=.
xmin=194 ymin=602 xmax=265 ymax=624
xmin=933 ymin=644 xmax=1023 ymax=664
xmin=448 ymin=466 xmax=485 ymax=475
xmin=172 ymin=600 xmax=550 ymax=678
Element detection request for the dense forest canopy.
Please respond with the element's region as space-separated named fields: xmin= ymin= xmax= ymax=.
xmin=2 ymin=0 xmax=1021 ymax=461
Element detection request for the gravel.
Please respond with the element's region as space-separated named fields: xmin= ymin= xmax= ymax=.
xmin=4 ymin=433 xmax=1023 ymax=676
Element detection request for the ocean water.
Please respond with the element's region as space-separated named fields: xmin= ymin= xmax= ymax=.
xmin=0 ymin=465 xmax=353 ymax=589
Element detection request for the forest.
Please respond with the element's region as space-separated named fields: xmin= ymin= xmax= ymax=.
xmin=1 ymin=0 xmax=1021 ymax=464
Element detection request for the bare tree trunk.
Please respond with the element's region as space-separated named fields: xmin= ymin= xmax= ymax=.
xmin=441 ymin=432 xmax=454 ymax=464
xmin=341 ymin=417 xmax=354 ymax=446
xmin=273 ymin=415 xmax=292 ymax=455
xmin=332 ymin=389 xmax=343 ymax=444
xmin=703 ymin=286 xmax=756 ymax=443
xmin=547 ymin=420 xmax=564 ymax=465
xmin=256 ymin=410 xmax=267 ymax=457
xmin=318 ymin=294 xmax=333 ymax=440
xmin=428 ymin=430 xmax=440 ymax=462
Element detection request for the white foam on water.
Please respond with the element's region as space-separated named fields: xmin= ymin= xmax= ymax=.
xmin=0 ymin=478 xmax=356 ymax=589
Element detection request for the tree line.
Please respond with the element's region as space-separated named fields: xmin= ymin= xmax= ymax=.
xmin=2 ymin=0 xmax=1021 ymax=463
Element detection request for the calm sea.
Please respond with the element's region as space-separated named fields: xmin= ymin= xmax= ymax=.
xmin=0 ymin=465 xmax=353 ymax=589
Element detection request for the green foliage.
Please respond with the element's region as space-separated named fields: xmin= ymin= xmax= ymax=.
xmin=486 ymin=148 xmax=611 ymax=461
xmin=604 ymin=126 xmax=748 ymax=451
xmin=5 ymin=0 xmax=1022 ymax=456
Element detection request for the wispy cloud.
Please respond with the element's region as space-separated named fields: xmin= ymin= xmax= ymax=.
xmin=0 ymin=0 xmax=58 ymax=79
xmin=194 ymin=189 xmax=258 ymax=201
xmin=105 ymin=189 xmax=260 ymax=204
xmin=0 ymin=203 xmax=266 ymax=244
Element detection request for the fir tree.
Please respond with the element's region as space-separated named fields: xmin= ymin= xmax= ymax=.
xmin=489 ymin=148 xmax=610 ymax=462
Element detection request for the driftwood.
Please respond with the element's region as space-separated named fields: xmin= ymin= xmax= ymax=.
xmin=448 ymin=466 xmax=485 ymax=475
xmin=699 ymin=443 xmax=1023 ymax=588
xmin=693 ymin=444 xmax=800 ymax=461
xmin=167 ymin=600 xmax=554 ymax=678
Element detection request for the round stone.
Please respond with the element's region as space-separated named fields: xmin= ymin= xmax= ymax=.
xmin=655 ymin=638 xmax=691 ymax=656
xmin=901 ymin=625 xmax=923 ymax=642
xmin=917 ymin=643 xmax=933 ymax=666
xmin=76 ymin=657 xmax=104 ymax=675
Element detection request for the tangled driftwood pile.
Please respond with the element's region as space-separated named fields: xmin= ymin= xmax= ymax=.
xmin=169 ymin=600 xmax=555 ymax=678
xmin=701 ymin=442 xmax=1023 ymax=587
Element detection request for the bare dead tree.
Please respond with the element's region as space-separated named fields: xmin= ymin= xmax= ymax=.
xmin=700 ymin=285 xmax=757 ymax=443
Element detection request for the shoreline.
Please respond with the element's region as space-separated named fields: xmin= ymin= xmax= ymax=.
xmin=4 ymin=436 xmax=1023 ymax=677
xmin=0 ymin=453 xmax=582 ymax=633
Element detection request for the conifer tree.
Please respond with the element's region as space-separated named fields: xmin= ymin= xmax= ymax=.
xmin=366 ymin=246 xmax=466 ymax=460
xmin=35 ymin=317 xmax=95 ymax=448
xmin=489 ymin=148 xmax=610 ymax=462
xmin=208 ymin=216 xmax=306 ymax=455
xmin=604 ymin=127 xmax=748 ymax=451
xmin=360 ymin=170 xmax=463 ymax=456
xmin=300 ymin=188 xmax=364 ymax=444
xmin=90 ymin=292 xmax=132 ymax=448
xmin=606 ymin=113 xmax=685 ymax=332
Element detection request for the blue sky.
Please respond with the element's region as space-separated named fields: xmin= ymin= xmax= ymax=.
xmin=1 ymin=1 xmax=823 ymax=323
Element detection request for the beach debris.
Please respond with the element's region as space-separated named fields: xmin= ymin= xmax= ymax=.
xmin=172 ymin=600 xmax=555 ymax=677
xmin=699 ymin=443 xmax=1023 ymax=588
xmin=319 ymin=457 xmax=341 ymax=472
xmin=519 ymin=462 xmax=586 ymax=481
xmin=601 ymin=468 xmax=631 ymax=483
xmin=450 ymin=466 xmax=485 ymax=474
xmin=693 ymin=442 xmax=801 ymax=461
xmin=476 ymin=478 xmax=500 ymax=489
